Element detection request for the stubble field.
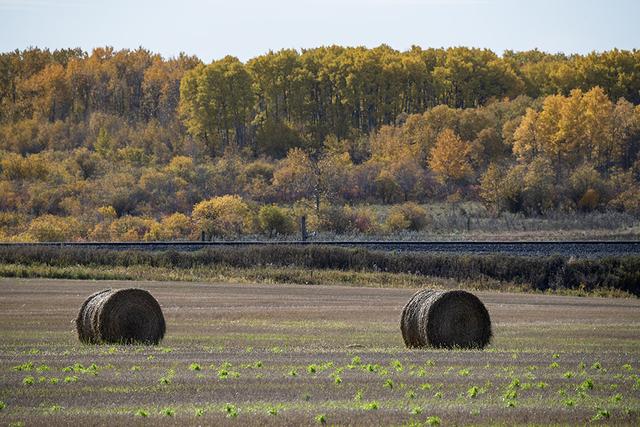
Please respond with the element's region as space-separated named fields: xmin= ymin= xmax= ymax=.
xmin=0 ymin=278 xmax=639 ymax=426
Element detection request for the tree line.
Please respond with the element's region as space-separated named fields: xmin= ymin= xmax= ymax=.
xmin=0 ymin=46 xmax=639 ymax=241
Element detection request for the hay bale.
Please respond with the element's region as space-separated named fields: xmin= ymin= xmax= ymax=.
xmin=401 ymin=289 xmax=491 ymax=349
xmin=76 ymin=288 xmax=165 ymax=345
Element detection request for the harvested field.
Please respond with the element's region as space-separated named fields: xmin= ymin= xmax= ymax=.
xmin=0 ymin=278 xmax=639 ymax=425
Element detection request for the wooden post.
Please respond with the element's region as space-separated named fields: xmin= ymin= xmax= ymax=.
xmin=201 ymin=230 xmax=206 ymax=242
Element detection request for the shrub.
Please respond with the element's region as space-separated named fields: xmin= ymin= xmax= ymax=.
xmin=344 ymin=206 xmax=379 ymax=234
xmin=569 ymin=164 xmax=604 ymax=211
xmin=145 ymin=213 xmax=193 ymax=241
xmin=317 ymin=205 xmax=353 ymax=234
xmin=192 ymin=195 xmax=253 ymax=239
xmin=609 ymin=186 xmax=640 ymax=215
xmin=385 ymin=202 xmax=428 ymax=232
xmin=258 ymin=205 xmax=295 ymax=237
xmin=577 ymin=189 xmax=600 ymax=212
xmin=109 ymin=216 xmax=158 ymax=241
xmin=27 ymin=215 xmax=82 ymax=242
xmin=384 ymin=210 xmax=410 ymax=232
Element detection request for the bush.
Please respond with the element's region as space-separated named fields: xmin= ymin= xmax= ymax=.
xmin=145 ymin=213 xmax=193 ymax=241
xmin=192 ymin=195 xmax=253 ymax=239
xmin=385 ymin=202 xmax=428 ymax=232
xmin=344 ymin=206 xmax=379 ymax=234
xmin=258 ymin=205 xmax=295 ymax=237
xmin=27 ymin=215 xmax=82 ymax=242
xmin=577 ymin=189 xmax=600 ymax=212
xmin=569 ymin=164 xmax=604 ymax=211
xmin=109 ymin=216 xmax=158 ymax=241
xmin=384 ymin=210 xmax=410 ymax=233
xmin=609 ymin=187 xmax=640 ymax=215
xmin=317 ymin=205 xmax=380 ymax=235
xmin=318 ymin=206 xmax=353 ymax=234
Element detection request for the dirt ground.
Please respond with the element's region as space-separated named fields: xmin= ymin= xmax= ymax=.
xmin=0 ymin=278 xmax=639 ymax=426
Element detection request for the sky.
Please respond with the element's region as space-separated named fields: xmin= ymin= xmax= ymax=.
xmin=1 ymin=0 xmax=639 ymax=62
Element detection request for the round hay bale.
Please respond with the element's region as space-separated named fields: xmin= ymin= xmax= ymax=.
xmin=75 ymin=288 xmax=165 ymax=345
xmin=400 ymin=289 xmax=491 ymax=349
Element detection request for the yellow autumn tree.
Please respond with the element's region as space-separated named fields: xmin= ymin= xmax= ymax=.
xmin=428 ymin=128 xmax=475 ymax=185
xmin=582 ymin=87 xmax=613 ymax=166
xmin=535 ymin=94 xmax=563 ymax=163
xmin=512 ymin=108 xmax=539 ymax=162
xmin=555 ymin=89 xmax=586 ymax=167
xmin=192 ymin=195 xmax=253 ymax=239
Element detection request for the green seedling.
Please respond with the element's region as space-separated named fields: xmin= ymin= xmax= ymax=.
xmin=224 ymin=403 xmax=238 ymax=418
xmin=458 ymin=368 xmax=470 ymax=377
xmin=161 ymin=407 xmax=175 ymax=416
xmin=135 ymin=409 xmax=149 ymax=417
xmin=467 ymin=386 xmax=479 ymax=398
xmin=426 ymin=416 xmax=441 ymax=426
xmin=592 ymin=409 xmax=610 ymax=421
xmin=364 ymin=401 xmax=379 ymax=410
xmin=610 ymin=393 xmax=623 ymax=403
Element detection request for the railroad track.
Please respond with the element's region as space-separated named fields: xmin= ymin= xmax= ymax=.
xmin=1 ymin=240 xmax=639 ymax=257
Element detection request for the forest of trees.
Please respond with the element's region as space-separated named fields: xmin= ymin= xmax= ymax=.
xmin=0 ymin=45 xmax=639 ymax=241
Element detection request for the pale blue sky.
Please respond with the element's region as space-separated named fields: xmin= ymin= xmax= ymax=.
xmin=1 ymin=0 xmax=638 ymax=61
